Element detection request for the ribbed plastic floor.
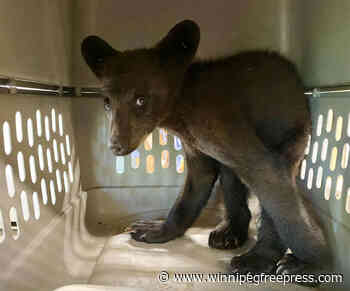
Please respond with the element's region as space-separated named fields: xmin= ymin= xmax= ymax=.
xmin=55 ymin=227 xmax=311 ymax=290
xmin=55 ymin=197 xmax=313 ymax=291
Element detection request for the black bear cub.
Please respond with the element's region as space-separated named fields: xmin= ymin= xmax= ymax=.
xmin=82 ymin=20 xmax=329 ymax=285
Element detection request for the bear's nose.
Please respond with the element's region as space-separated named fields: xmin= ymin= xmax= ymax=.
xmin=109 ymin=142 xmax=122 ymax=152
xmin=109 ymin=136 xmax=129 ymax=155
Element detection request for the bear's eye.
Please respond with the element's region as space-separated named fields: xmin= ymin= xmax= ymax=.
xmin=104 ymin=98 xmax=112 ymax=111
xmin=136 ymin=96 xmax=146 ymax=107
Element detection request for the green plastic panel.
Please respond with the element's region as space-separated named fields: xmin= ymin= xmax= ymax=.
xmin=300 ymin=94 xmax=350 ymax=289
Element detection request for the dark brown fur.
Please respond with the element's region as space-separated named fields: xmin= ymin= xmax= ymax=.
xmin=81 ymin=20 xmax=330 ymax=286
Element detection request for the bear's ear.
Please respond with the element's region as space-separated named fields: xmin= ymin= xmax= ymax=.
xmin=81 ymin=36 xmax=120 ymax=79
xmin=156 ymin=20 xmax=200 ymax=64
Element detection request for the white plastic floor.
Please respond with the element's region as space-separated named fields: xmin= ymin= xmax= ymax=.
xmin=55 ymin=196 xmax=313 ymax=291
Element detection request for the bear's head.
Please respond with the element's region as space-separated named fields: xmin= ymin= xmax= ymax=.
xmin=81 ymin=20 xmax=200 ymax=155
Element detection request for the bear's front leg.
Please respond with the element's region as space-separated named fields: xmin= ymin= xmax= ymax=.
xmin=209 ymin=166 xmax=251 ymax=249
xmin=130 ymin=150 xmax=219 ymax=243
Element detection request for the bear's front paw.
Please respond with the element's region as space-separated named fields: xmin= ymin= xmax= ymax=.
xmin=128 ymin=220 xmax=180 ymax=243
xmin=209 ymin=223 xmax=248 ymax=249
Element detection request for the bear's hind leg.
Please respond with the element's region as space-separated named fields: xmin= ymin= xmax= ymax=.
xmin=201 ymin=124 xmax=329 ymax=282
xmin=230 ymin=208 xmax=286 ymax=274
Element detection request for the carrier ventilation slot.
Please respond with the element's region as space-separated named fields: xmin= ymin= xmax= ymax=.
xmin=9 ymin=207 xmax=20 ymax=240
xmin=5 ymin=164 xmax=15 ymax=198
xmin=3 ymin=121 xmax=12 ymax=155
xmin=20 ymin=191 xmax=30 ymax=222
xmin=0 ymin=210 xmax=5 ymax=243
